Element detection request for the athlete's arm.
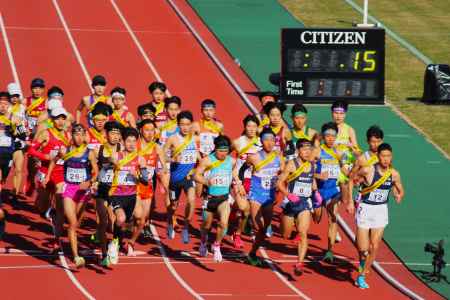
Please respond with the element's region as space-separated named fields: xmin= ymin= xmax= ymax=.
xmin=276 ymin=160 xmax=294 ymax=197
xmin=76 ymin=97 xmax=87 ymax=124
xmin=194 ymin=156 xmax=210 ymax=186
xmin=349 ymin=127 xmax=360 ymax=151
xmin=392 ymin=169 xmax=404 ymax=204
xmin=28 ymin=131 xmax=50 ymax=161
xmin=89 ymin=149 xmax=99 ymax=183
xmin=163 ymin=135 xmax=175 ymax=162
xmin=127 ymin=112 xmax=137 ymax=128
xmin=191 ymin=121 xmax=200 ymax=135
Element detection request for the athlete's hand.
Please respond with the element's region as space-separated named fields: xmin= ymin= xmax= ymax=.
xmin=79 ymin=180 xmax=90 ymax=190
xmin=319 ymin=171 xmax=329 ymax=181
xmin=42 ymin=177 xmax=50 ymax=188
xmin=393 ymin=191 xmax=402 ymax=204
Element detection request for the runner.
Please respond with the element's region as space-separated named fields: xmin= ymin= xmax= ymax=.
xmin=137 ymin=103 xmax=156 ymax=123
xmin=30 ymin=107 xmax=71 ymax=249
xmin=193 ymin=99 xmax=224 ymax=157
xmin=246 ymin=127 xmax=284 ymax=266
xmin=87 ymin=103 xmax=112 ymax=151
xmin=60 ymin=124 xmax=98 ymax=268
xmin=164 ymin=110 xmax=200 ymax=243
xmin=94 ymin=121 xmax=122 ymax=267
xmin=36 ymin=87 xmax=74 ymax=133
xmin=195 ymin=135 xmax=243 ymax=262
xmin=256 ymin=91 xmax=278 ymax=129
xmin=109 ymin=87 xmax=136 ymax=128
xmin=290 ymin=104 xmax=318 ymax=146
xmin=76 ymin=75 xmax=112 ymax=127
xmin=314 ymin=122 xmax=348 ymax=262
xmin=136 ymin=119 xmax=168 ymax=239
xmin=7 ymin=83 xmax=27 ymax=198
xmin=231 ymin=114 xmax=261 ymax=249
xmin=277 ymin=138 xmax=317 ymax=275
xmin=157 ymin=96 xmax=181 ymax=146
xmin=148 ymin=81 xmax=168 ymax=127
xmin=24 ymin=78 xmax=47 ymax=196
xmin=351 ymin=143 xmax=404 ymax=289
xmin=109 ymin=127 xmax=146 ymax=258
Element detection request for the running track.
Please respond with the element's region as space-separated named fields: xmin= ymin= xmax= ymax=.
xmin=0 ymin=1 xmax=443 ymax=299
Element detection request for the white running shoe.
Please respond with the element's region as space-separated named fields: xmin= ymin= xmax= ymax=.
xmin=336 ymin=231 xmax=342 ymax=243
xmin=212 ymin=242 xmax=222 ymax=263
xmin=108 ymin=238 xmax=119 ymax=264
xmin=199 ymin=242 xmax=208 ymax=257
xmin=127 ymin=243 xmax=135 ymax=257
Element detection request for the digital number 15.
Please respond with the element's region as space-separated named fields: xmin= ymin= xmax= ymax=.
xmin=354 ymin=50 xmax=376 ymax=72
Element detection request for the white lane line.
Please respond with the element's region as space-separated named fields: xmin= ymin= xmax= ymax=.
xmin=52 ymin=0 xmax=92 ymax=88
xmin=150 ymin=224 xmax=204 ymax=300
xmin=259 ymin=248 xmax=311 ymax=300
xmin=109 ymin=0 xmax=170 ymax=96
xmin=0 ymin=13 xmax=22 ymax=93
xmin=198 ymin=294 xmax=233 ymax=297
xmin=6 ymin=25 xmax=190 ymax=34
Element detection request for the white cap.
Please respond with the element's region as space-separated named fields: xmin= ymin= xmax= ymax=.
xmin=50 ymin=107 xmax=68 ymax=118
xmin=47 ymin=98 xmax=63 ymax=111
xmin=7 ymin=83 xmax=22 ymax=98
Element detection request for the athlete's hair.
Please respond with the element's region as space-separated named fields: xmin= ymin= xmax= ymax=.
xmin=71 ymin=123 xmax=86 ymax=134
xmin=165 ymin=96 xmax=182 ymax=108
xmin=260 ymin=127 xmax=275 ymax=139
xmin=148 ymin=81 xmax=167 ymax=93
xmin=92 ymin=102 xmax=113 ymax=116
xmin=137 ymin=103 xmax=155 ymax=117
xmin=138 ymin=119 xmax=156 ymax=130
xmin=177 ymin=110 xmax=193 ymax=123
xmin=214 ymin=135 xmax=231 ymax=150
xmin=291 ymin=103 xmax=308 ymax=116
xmin=296 ymin=138 xmax=312 ymax=149
xmin=259 ymin=91 xmax=278 ymax=102
xmin=122 ymin=127 xmax=139 ymax=140
xmin=105 ymin=121 xmax=123 ymax=132
xmin=111 ymin=86 xmax=126 ymax=96
xmin=91 ymin=75 xmax=106 ymax=87
xmin=377 ymin=143 xmax=392 ymax=153
xmin=47 ymin=86 xmax=64 ymax=97
xmin=366 ymin=125 xmax=384 ymax=140
xmin=263 ymin=101 xmax=287 ymax=115
xmin=321 ymin=122 xmax=338 ymax=134
xmin=0 ymin=91 xmax=10 ymax=101
xmin=243 ymin=114 xmax=260 ymax=127
xmin=331 ymin=100 xmax=348 ymax=112
xmin=201 ymin=99 xmax=216 ymax=108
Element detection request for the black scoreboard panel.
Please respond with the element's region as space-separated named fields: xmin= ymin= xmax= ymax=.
xmin=281 ymin=28 xmax=385 ymax=104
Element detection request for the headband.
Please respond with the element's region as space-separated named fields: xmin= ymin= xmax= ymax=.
xmin=323 ymin=129 xmax=337 ymax=136
xmin=261 ymin=133 xmax=275 ymax=140
xmin=111 ymin=92 xmax=125 ymax=99
xmin=332 ymin=107 xmax=346 ymax=113
xmin=293 ymin=111 xmax=307 ymax=117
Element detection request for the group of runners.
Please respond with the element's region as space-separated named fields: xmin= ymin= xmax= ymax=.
xmin=0 ymin=75 xmax=404 ymax=289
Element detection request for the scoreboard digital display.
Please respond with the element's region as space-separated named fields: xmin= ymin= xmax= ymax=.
xmin=281 ymin=28 xmax=385 ymax=104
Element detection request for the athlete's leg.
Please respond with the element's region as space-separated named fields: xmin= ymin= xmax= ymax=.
xmin=35 ymin=186 xmax=52 ymax=215
xmin=215 ymin=200 xmax=231 ymax=244
xmin=54 ymin=183 xmax=65 ymax=239
xmin=356 ymin=227 xmax=370 ymax=272
xmin=95 ymin=197 xmax=109 ymax=257
xmin=12 ymin=150 xmax=24 ymax=196
xmin=326 ymin=200 xmax=339 ymax=251
xmin=281 ymin=214 xmax=295 ymax=240
xmin=233 ymin=186 xmax=250 ymax=236
xmin=296 ymin=210 xmax=311 ymax=264
xmin=200 ymin=210 xmax=214 ymax=244
xmin=362 ymin=228 xmax=384 ymax=275
xmin=129 ymin=201 xmax=144 ymax=246
xmin=184 ymin=186 xmax=196 ymax=227
xmin=64 ymin=197 xmax=80 ymax=258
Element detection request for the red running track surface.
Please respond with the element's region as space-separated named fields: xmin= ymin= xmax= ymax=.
xmin=0 ymin=0 xmax=442 ymax=299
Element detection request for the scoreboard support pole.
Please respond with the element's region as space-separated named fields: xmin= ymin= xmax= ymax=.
xmin=363 ymin=0 xmax=369 ymax=25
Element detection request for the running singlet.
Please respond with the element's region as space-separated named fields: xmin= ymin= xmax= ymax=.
xmin=235 ymin=135 xmax=261 ymax=180
xmin=152 ymin=101 xmax=167 ymax=123
xmin=207 ymin=154 xmax=233 ymax=196
xmin=110 ymin=110 xmax=129 ymax=127
xmin=360 ymin=164 xmax=393 ymax=205
xmin=0 ymin=116 xmax=14 ymax=156
xmin=87 ymin=128 xmax=106 ymax=150
xmin=87 ymin=95 xmax=107 ymax=127
xmin=110 ymin=152 xmax=139 ymax=196
xmin=198 ymin=119 xmax=221 ymax=155
xmin=335 ymin=123 xmax=352 ymax=151
xmin=64 ymin=148 xmax=91 ymax=184
xmin=249 ymin=151 xmax=281 ymax=202
xmin=291 ymin=126 xmax=313 ymax=145
xmin=25 ymin=96 xmax=46 ymax=131
xmin=265 ymin=125 xmax=285 ymax=153
xmin=158 ymin=122 xmax=179 ymax=146
xmin=317 ymin=145 xmax=341 ymax=192
xmin=37 ymin=128 xmax=70 ymax=182
xmin=139 ymin=141 xmax=158 ymax=181
xmin=170 ymin=133 xmax=197 ymax=183
xmin=287 ymin=160 xmax=314 ymax=201
xmin=98 ymin=145 xmax=115 ymax=185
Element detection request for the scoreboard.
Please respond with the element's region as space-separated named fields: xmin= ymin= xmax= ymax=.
xmin=280 ymin=28 xmax=385 ymax=104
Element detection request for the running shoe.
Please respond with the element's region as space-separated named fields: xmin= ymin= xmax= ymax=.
xmin=265 ymin=224 xmax=273 ymax=238
xmin=172 ymin=215 xmax=178 ymax=229
xmin=108 ymin=238 xmax=119 ymax=265
xmin=74 ymin=256 xmax=85 ymax=268
xmin=45 ymin=207 xmax=56 ymax=221
xmin=294 ymin=262 xmax=304 ymax=276
xmin=199 ymin=242 xmax=208 ymax=257
xmin=167 ymin=224 xmax=175 ymax=240
xmin=100 ymin=256 xmax=111 ymax=267
xmin=212 ymin=242 xmax=222 ymax=263
xmin=322 ymin=250 xmax=335 ymax=263
xmin=232 ymin=233 xmax=243 ymax=249
xmin=182 ymin=228 xmax=190 ymax=244
xmin=293 ymin=233 xmax=301 ymax=243
xmin=126 ymin=243 xmax=135 ymax=257
xmin=247 ymin=253 xmax=262 ymax=267
xmin=336 ymin=231 xmax=342 ymax=243
xmin=143 ymin=224 xmax=152 ymax=238
xmin=355 ymin=275 xmax=370 ymax=289
xmin=90 ymin=232 xmax=100 ymax=244
xmin=0 ymin=219 xmax=5 ymax=241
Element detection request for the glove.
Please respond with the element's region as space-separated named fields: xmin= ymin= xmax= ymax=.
xmin=287 ymin=193 xmax=300 ymax=203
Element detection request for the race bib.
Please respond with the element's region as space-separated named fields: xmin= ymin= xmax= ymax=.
xmin=368 ymin=189 xmax=389 ymax=203
xmin=199 ymin=133 xmax=215 ymax=154
xmin=37 ymin=171 xmax=46 ymax=183
xmin=293 ymin=181 xmax=312 ymax=197
xmin=209 ymin=173 xmax=231 ymax=187
xmin=179 ymin=149 xmax=196 ymax=164
xmin=117 ymin=170 xmax=136 ymax=186
xmin=87 ymin=143 xmax=101 ymax=150
xmin=0 ymin=135 xmax=11 ymax=147
xmin=261 ymin=176 xmax=276 ymax=190
xmin=99 ymin=169 xmax=113 ymax=184
xmin=322 ymin=164 xmax=340 ymax=179
xmin=66 ymin=167 xmax=87 ymax=183
xmin=27 ymin=116 xmax=38 ymax=129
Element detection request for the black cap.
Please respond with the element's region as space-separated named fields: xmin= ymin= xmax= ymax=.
xmin=31 ymin=78 xmax=45 ymax=88
xmin=92 ymin=75 xmax=107 ymax=87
